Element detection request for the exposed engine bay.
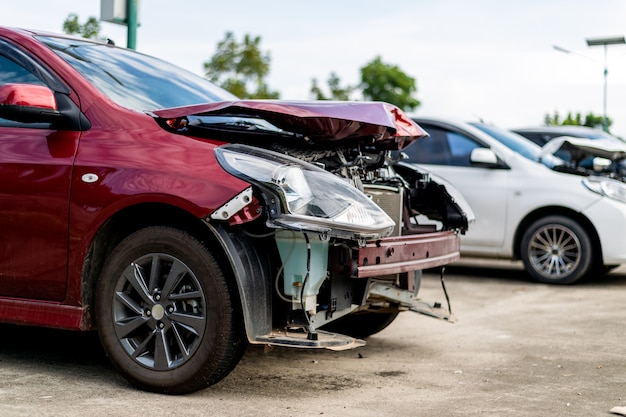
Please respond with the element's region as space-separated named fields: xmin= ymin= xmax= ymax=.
xmin=541 ymin=136 xmax=626 ymax=181
xmin=155 ymin=101 xmax=473 ymax=347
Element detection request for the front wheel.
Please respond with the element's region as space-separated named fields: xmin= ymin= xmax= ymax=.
xmin=520 ymin=216 xmax=593 ymax=284
xmin=95 ymin=226 xmax=246 ymax=394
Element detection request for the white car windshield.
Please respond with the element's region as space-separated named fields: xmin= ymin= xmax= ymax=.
xmin=470 ymin=122 xmax=561 ymax=168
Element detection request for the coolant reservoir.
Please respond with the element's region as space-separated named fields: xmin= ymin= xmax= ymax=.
xmin=275 ymin=230 xmax=329 ymax=299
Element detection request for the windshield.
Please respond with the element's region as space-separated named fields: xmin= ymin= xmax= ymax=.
xmin=470 ymin=122 xmax=561 ymax=168
xmin=39 ymin=36 xmax=237 ymax=112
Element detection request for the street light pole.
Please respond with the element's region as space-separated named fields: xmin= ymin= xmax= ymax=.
xmin=100 ymin=0 xmax=140 ymax=50
xmin=126 ymin=0 xmax=138 ymax=50
xmin=585 ymin=36 xmax=625 ymax=132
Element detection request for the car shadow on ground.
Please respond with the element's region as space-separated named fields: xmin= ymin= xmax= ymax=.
xmin=0 ymin=324 xmax=125 ymax=387
xmin=0 ymin=325 xmax=105 ymax=362
xmin=2 ymin=261 xmax=626 ymax=394
xmin=0 ymin=322 xmax=419 ymax=396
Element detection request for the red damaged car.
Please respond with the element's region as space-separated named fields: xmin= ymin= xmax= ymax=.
xmin=0 ymin=27 xmax=472 ymax=393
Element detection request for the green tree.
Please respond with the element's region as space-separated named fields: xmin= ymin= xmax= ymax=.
xmin=310 ymin=72 xmax=354 ymax=101
xmin=581 ymin=112 xmax=608 ymax=129
xmin=62 ymin=13 xmax=103 ymax=40
xmin=204 ymin=32 xmax=279 ymax=99
xmin=359 ymin=56 xmax=420 ymax=111
xmin=544 ymin=111 xmax=557 ymax=126
xmin=544 ymin=110 xmax=612 ymax=131
xmin=562 ymin=112 xmax=583 ymax=126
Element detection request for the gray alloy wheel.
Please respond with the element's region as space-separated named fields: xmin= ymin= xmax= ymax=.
xmin=521 ymin=215 xmax=593 ymax=284
xmin=95 ymin=226 xmax=246 ymax=394
xmin=112 ymin=252 xmax=206 ymax=370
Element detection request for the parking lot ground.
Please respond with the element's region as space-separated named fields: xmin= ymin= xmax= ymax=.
xmin=1 ymin=259 xmax=626 ymax=417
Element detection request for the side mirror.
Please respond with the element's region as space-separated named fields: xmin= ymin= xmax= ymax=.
xmin=0 ymin=83 xmax=56 ymax=108
xmin=470 ymin=148 xmax=499 ymax=166
xmin=0 ymin=83 xmax=60 ymax=123
xmin=0 ymin=83 xmax=90 ymax=130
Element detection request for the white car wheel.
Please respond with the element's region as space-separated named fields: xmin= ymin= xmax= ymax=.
xmin=521 ymin=216 xmax=593 ymax=284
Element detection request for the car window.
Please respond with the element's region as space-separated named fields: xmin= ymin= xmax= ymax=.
xmin=448 ymin=131 xmax=480 ymax=165
xmin=471 ymin=123 xmax=562 ymax=168
xmin=471 ymin=123 xmax=543 ymax=161
xmin=402 ymin=126 xmax=449 ymax=164
xmin=403 ymin=125 xmax=479 ymax=167
xmin=0 ymin=54 xmax=46 ymax=85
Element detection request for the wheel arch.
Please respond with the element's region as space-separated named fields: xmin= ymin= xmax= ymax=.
xmin=512 ymin=206 xmax=602 ymax=264
xmin=81 ymin=202 xmax=274 ymax=341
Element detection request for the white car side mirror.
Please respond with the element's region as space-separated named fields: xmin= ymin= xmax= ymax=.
xmin=470 ymin=148 xmax=499 ymax=165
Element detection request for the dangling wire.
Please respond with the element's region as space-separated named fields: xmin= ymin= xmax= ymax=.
xmin=440 ymin=266 xmax=452 ymax=317
xmin=300 ymin=232 xmax=312 ymax=327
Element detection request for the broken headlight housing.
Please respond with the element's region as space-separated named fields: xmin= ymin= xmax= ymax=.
xmin=215 ymin=144 xmax=395 ymax=240
xmin=583 ymin=176 xmax=626 ymax=203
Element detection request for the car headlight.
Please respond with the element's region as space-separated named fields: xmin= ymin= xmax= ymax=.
xmin=583 ymin=177 xmax=626 ymax=203
xmin=215 ymin=144 xmax=395 ymax=239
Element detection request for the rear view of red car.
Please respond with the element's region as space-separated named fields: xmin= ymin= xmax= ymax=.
xmin=0 ymin=27 xmax=471 ymax=394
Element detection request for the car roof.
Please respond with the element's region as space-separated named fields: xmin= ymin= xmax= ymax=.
xmin=513 ymin=125 xmax=607 ymax=138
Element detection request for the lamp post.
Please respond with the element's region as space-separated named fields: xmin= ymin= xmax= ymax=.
xmin=100 ymin=0 xmax=140 ymax=50
xmin=553 ymin=36 xmax=625 ymax=132
xmin=125 ymin=0 xmax=138 ymax=50
xmin=585 ymin=36 xmax=625 ymax=132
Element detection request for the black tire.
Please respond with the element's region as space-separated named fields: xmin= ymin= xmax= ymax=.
xmin=321 ymin=309 xmax=400 ymax=339
xmin=95 ymin=226 xmax=246 ymax=394
xmin=520 ymin=216 xmax=593 ymax=284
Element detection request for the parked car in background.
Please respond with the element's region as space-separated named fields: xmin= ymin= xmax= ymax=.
xmin=396 ymin=117 xmax=626 ymax=285
xmin=0 ymin=27 xmax=471 ymax=394
xmin=513 ymin=125 xmax=626 ymax=179
xmin=513 ymin=125 xmax=626 ymax=146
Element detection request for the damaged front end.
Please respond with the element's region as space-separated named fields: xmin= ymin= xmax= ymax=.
xmin=155 ymin=101 xmax=472 ymax=349
xmin=540 ymin=136 xmax=626 ymax=181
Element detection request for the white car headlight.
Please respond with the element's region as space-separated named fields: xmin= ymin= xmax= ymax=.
xmin=583 ymin=177 xmax=626 ymax=203
xmin=215 ymin=144 xmax=395 ymax=239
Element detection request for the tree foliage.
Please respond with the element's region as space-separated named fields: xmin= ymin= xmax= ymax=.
xmin=204 ymin=32 xmax=279 ymax=99
xmin=544 ymin=110 xmax=612 ymax=131
xmin=204 ymin=34 xmax=419 ymax=106
xmin=62 ymin=13 xmax=103 ymax=40
xmin=310 ymin=72 xmax=354 ymax=101
xmin=360 ymin=56 xmax=420 ymax=111
xmin=308 ymin=57 xmax=421 ymax=110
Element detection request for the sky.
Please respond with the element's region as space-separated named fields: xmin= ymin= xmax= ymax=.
xmin=4 ymin=0 xmax=626 ymax=137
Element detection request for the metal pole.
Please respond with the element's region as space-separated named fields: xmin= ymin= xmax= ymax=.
xmin=126 ymin=0 xmax=138 ymax=50
xmin=602 ymin=44 xmax=608 ymax=132
xmin=586 ymin=36 xmax=625 ymax=132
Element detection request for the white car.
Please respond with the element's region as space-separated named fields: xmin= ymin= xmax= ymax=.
xmin=397 ymin=117 xmax=626 ymax=284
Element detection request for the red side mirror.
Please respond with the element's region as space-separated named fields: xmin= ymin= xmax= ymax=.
xmin=0 ymin=83 xmax=57 ymax=110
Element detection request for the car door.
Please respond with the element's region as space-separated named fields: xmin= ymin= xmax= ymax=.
xmin=0 ymin=41 xmax=78 ymax=301
xmin=404 ymin=123 xmax=509 ymax=250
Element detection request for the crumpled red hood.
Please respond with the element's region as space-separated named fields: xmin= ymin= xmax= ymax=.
xmin=152 ymin=100 xmax=427 ymax=149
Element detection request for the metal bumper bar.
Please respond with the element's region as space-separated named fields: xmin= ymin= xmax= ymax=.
xmin=352 ymin=230 xmax=460 ymax=278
